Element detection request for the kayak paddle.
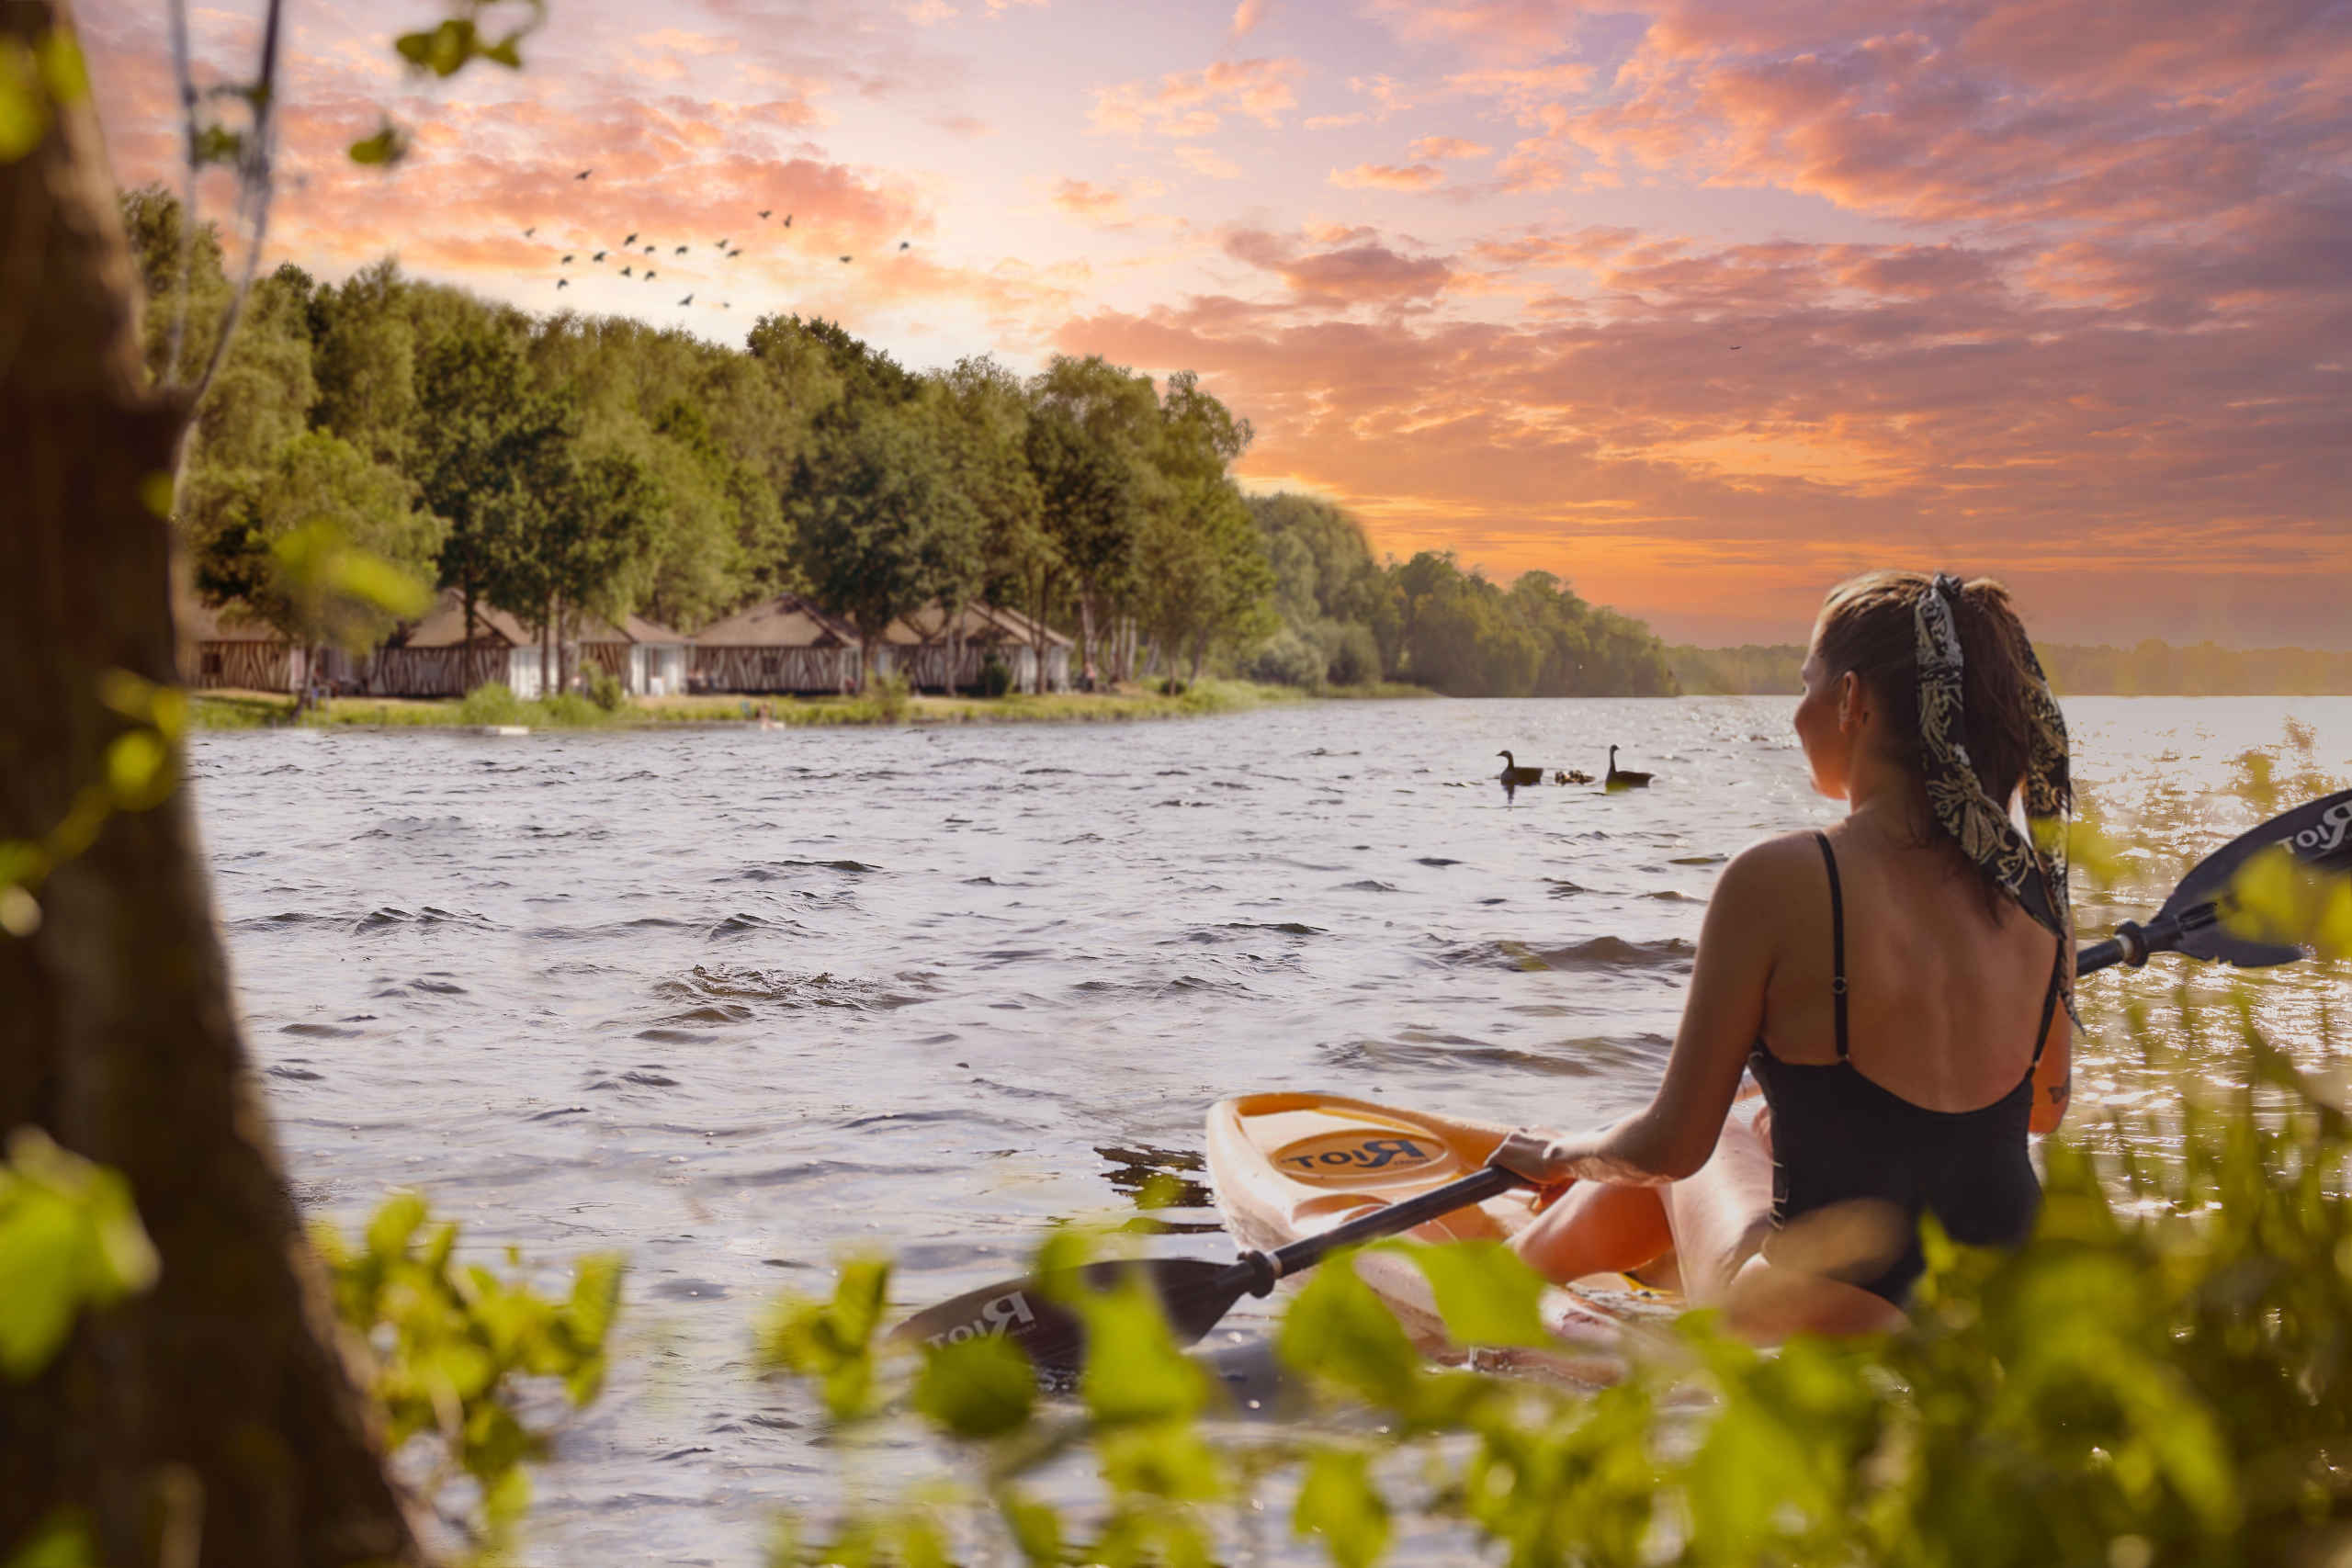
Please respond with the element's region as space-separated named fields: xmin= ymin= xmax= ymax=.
xmin=888 ymin=1163 xmax=1527 ymax=1375
xmin=2077 ymin=787 xmax=2352 ymax=976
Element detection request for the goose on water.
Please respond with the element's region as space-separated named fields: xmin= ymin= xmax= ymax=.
xmin=1604 ymin=746 xmax=1654 ymax=790
xmin=1555 ymin=769 xmax=1594 ymax=785
xmin=1497 ymin=750 xmax=1544 ymax=786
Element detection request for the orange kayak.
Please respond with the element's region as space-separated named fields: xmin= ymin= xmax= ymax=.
xmin=1204 ymin=1090 xmax=1679 ymax=1386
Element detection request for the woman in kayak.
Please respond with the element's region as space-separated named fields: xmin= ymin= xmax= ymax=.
xmin=1492 ymin=570 xmax=2075 ymax=1338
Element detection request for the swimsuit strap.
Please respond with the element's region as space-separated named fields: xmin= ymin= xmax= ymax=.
xmin=1814 ymin=831 xmax=1850 ymax=1061
xmin=2029 ymin=931 xmax=2065 ymax=1068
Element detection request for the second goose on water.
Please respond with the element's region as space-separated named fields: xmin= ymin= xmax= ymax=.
xmin=1497 ymin=750 xmax=1544 ymax=786
xmin=1604 ymin=746 xmax=1654 ymax=790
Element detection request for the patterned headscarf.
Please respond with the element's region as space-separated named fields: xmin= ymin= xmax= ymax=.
xmin=1914 ymin=574 xmax=2075 ymax=982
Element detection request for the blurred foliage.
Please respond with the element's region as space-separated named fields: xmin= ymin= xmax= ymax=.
xmin=0 ymin=671 xmax=187 ymax=939
xmin=0 ymin=26 xmax=85 ymax=164
xmin=755 ymin=775 xmax=2352 ymax=1567
xmin=0 ymin=1130 xmax=158 ymax=1382
xmin=312 ymin=1192 xmax=623 ymax=1547
xmin=0 ymin=1133 xmax=156 ymax=1568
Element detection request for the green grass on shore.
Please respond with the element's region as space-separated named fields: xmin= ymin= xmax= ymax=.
xmin=189 ymin=678 xmax=1427 ymax=731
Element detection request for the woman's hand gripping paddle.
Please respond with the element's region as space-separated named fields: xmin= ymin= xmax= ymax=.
xmin=888 ymin=1164 xmax=1527 ymax=1377
xmin=2076 ymin=788 xmax=2352 ymax=976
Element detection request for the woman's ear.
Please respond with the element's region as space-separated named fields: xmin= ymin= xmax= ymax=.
xmin=1837 ymin=670 xmax=1865 ymax=733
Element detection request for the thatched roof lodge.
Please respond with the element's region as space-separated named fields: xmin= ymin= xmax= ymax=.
xmin=181 ymin=601 xmax=305 ymax=692
xmin=877 ymin=601 xmax=1073 ymax=693
xmin=578 ymin=613 xmax=690 ymax=697
xmin=367 ymin=590 xmax=555 ymax=698
xmin=689 ymin=594 xmax=862 ymax=694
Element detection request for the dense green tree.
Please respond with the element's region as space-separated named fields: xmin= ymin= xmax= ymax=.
xmin=488 ymin=433 xmax=666 ymax=692
xmin=190 ymin=431 xmax=444 ymax=650
xmin=1028 ymin=355 xmax=1159 ymax=679
xmin=794 ymin=401 xmax=977 ymax=689
xmin=308 ymin=259 xmax=418 ymax=468
xmin=1138 ymin=373 xmax=1273 ymax=679
xmin=937 ymin=356 xmax=1051 ymax=689
xmin=408 ymin=316 xmax=571 ymax=640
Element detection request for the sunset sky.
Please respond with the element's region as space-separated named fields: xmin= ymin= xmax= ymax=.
xmin=78 ymin=0 xmax=2352 ymax=647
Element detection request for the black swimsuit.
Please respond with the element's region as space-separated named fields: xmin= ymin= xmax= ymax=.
xmin=1747 ymin=832 xmax=2065 ymax=1305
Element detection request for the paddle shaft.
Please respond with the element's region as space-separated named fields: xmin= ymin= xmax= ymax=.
xmin=2075 ymin=902 xmax=2217 ymax=977
xmin=1246 ymin=1163 xmax=1525 ymax=1290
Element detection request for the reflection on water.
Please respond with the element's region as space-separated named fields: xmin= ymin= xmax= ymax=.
xmin=190 ymin=694 xmax=2351 ymax=1562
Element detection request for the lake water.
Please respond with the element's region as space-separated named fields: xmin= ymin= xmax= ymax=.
xmin=190 ymin=694 xmax=2352 ymax=1563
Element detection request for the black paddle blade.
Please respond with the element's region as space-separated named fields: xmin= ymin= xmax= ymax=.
xmin=888 ymin=1258 xmax=1248 ymax=1375
xmin=2163 ymin=787 xmax=2352 ymax=966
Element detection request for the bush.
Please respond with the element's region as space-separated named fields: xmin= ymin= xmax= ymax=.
xmin=537 ymin=692 xmax=606 ymax=727
xmin=977 ymin=655 xmax=1013 ymax=698
xmin=863 ymin=671 xmax=911 ymax=723
xmin=1247 ymin=627 xmax=1325 ymax=689
xmin=1158 ymin=675 xmax=1188 ymax=696
xmin=455 ymin=682 xmax=526 ymax=726
xmin=1321 ymin=621 xmax=1382 ymax=686
xmin=585 ymin=666 xmax=626 ymax=712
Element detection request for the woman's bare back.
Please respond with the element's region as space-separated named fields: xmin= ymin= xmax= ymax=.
xmin=1753 ymin=821 xmax=2064 ymax=1111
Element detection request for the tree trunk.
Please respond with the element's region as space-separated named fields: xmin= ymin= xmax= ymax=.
xmin=1077 ymin=588 xmax=1096 ymax=690
xmin=0 ymin=6 xmax=424 ymax=1563
xmin=1030 ymin=565 xmax=1049 ymax=694
xmin=539 ymin=595 xmax=553 ymax=698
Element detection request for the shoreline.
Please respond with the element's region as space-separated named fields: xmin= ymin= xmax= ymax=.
xmin=189 ymin=679 xmax=1435 ymax=731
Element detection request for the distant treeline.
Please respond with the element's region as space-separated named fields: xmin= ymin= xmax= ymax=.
xmin=1671 ymin=641 xmax=2352 ymax=696
xmin=130 ymin=186 xmax=1675 ymax=697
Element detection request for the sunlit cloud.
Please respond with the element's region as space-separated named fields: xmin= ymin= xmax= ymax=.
xmin=1091 ymin=57 xmax=1306 ymax=138
xmin=1408 ymin=135 xmax=1492 ymax=160
xmin=1329 ymin=162 xmax=1446 ymax=191
xmin=1228 ymin=0 xmax=1269 ymax=43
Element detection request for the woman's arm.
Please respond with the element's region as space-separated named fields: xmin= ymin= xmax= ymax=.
xmin=1495 ymin=839 xmax=1789 ymax=1186
xmin=2029 ymin=939 xmax=2075 ymax=1134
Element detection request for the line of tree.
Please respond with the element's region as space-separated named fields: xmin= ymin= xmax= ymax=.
xmin=1670 ymin=641 xmax=2352 ymax=696
xmin=130 ymin=185 xmax=1677 ymax=698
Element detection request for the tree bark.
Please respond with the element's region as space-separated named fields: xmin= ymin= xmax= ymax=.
xmin=0 ymin=4 xmax=424 ymax=1562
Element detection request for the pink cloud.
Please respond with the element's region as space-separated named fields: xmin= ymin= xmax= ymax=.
xmin=1091 ymin=57 xmax=1306 ymax=138
xmin=1366 ymin=0 xmax=1589 ymax=61
xmin=1408 ymin=134 xmax=1493 ymax=159
xmin=1329 ymin=161 xmax=1446 ymax=191
xmin=1228 ymin=0 xmax=1270 ymax=43
xmin=1223 ymin=228 xmax=1454 ymax=303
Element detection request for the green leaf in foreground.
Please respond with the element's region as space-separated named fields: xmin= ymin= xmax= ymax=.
xmin=1379 ymin=1236 xmax=1551 ymax=1348
xmin=1295 ymin=1445 xmax=1390 ymax=1568
xmin=757 ymin=1256 xmax=890 ymax=1421
xmin=0 ymin=1129 xmax=160 ymax=1380
xmin=1071 ymin=1270 xmax=1211 ymax=1427
xmin=1276 ymin=1253 xmax=1423 ymax=1409
xmin=914 ymin=1331 xmax=1035 ymax=1439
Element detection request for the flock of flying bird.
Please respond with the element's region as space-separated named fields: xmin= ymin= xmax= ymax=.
xmin=527 ymin=167 xmax=914 ymax=312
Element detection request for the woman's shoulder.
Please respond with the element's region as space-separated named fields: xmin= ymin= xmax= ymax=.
xmin=1710 ymin=830 xmax=1833 ymax=914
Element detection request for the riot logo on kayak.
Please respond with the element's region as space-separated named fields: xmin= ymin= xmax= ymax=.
xmin=1272 ymin=1130 xmax=1446 ymax=1185
xmin=2287 ymin=800 xmax=2351 ymax=862
xmin=923 ymin=1289 xmax=1036 ymax=1349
